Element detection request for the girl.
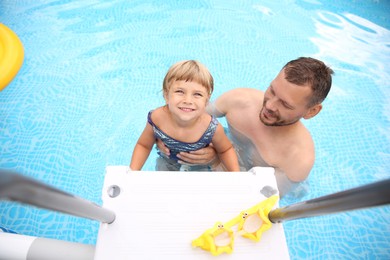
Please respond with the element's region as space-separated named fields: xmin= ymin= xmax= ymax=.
xmin=130 ymin=60 xmax=239 ymax=172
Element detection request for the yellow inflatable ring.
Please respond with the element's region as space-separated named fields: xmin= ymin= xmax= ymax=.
xmin=0 ymin=23 xmax=24 ymax=91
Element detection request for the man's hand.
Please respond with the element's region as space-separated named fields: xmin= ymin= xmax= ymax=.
xmin=155 ymin=139 xmax=218 ymax=166
xmin=177 ymin=145 xmax=217 ymax=165
xmin=156 ymin=138 xmax=170 ymax=157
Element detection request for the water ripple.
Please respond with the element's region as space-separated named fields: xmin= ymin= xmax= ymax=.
xmin=311 ymin=11 xmax=390 ymax=85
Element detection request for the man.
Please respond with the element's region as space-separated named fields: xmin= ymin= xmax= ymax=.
xmin=159 ymin=57 xmax=334 ymax=196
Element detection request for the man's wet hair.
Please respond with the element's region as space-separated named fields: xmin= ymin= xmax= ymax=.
xmin=283 ymin=57 xmax=334 ymax=107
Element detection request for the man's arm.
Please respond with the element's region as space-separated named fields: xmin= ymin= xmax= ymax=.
xmin=274 ymin=158 xmax=312 ymax=197
xmin=278 ymin=140 xmax=314 ymax=182
xmin=206 ymin=100 xmax=225 ymax=117
xmin=210 ymin=88 xmax=254 ymax=116
xmin=279 ymin=158 xmax=312 ymax=183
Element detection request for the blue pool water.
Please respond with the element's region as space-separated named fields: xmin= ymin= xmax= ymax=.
xmin=1 ymin=0 xmax=389 ymax=259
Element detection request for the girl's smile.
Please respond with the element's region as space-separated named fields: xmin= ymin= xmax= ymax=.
xmin=164 ymin=80 xmax=209 ymax=124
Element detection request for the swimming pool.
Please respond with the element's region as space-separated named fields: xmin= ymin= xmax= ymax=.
xmin=1 ymin=0 xmax=389 ymax=259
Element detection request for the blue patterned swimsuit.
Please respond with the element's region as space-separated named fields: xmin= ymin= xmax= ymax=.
xmin=148 ymin=111 xmax=218 ymax=163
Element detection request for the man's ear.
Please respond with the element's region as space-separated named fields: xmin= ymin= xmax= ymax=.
xmin=304 ymin=103 xmax=322 ymax=119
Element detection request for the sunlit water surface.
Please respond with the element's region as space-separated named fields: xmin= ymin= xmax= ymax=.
xmin=1 ymin=0 xmax=389 ymax=259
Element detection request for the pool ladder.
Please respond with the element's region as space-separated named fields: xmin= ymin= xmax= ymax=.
xmin=0 ymin=169 xmax=389 ymax=260
xmin=0 ymin=169 xmax=389 ymax=224
xmin=0 ymin=170 xmax=115 ymax=224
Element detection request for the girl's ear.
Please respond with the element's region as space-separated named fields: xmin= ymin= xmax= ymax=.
xmin=303 ymin=104 xmax=322 ymax=119
xmin=163 ymin=91 xmax=168 ymax=103
xmin=206 ymin=95 xmax=210 ymax=105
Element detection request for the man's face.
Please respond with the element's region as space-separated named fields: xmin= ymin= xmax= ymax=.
xmin=260 ymin=69 xmax=314 ymax=127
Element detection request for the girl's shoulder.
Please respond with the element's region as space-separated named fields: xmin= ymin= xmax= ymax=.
xmin=149 ymin=106 xmax=169 ymax=124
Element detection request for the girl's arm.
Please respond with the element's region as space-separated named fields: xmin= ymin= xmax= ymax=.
xmin=130 ymin=123 xmax=156 ymax=170
xmin=211 ymin=124 xmax=240 ymax=172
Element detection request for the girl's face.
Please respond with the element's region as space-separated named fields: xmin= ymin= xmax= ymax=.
xmin=164 ymin=80 xmax=210 ymax=124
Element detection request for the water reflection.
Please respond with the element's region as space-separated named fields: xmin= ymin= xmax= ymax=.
xmin=311 ymin=11 xmax=390 ymax=85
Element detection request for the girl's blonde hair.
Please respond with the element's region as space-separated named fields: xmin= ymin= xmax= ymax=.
xmin=163 ymin=60 xmax=214 ymax=96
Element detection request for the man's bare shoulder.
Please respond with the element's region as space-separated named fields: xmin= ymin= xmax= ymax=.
xmin=216 ymin=88 xmax=263 ymax=111
xmin=225 ymin=88 xmax=263 ymax=100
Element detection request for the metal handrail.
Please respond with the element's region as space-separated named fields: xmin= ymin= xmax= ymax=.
xmin=269 ymin=178 xmax=390 ymax=223
xmin=1 ymin=169 xmax=388 ymax=225
xmin=0 ymin=170 xmax=115 ymax=224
